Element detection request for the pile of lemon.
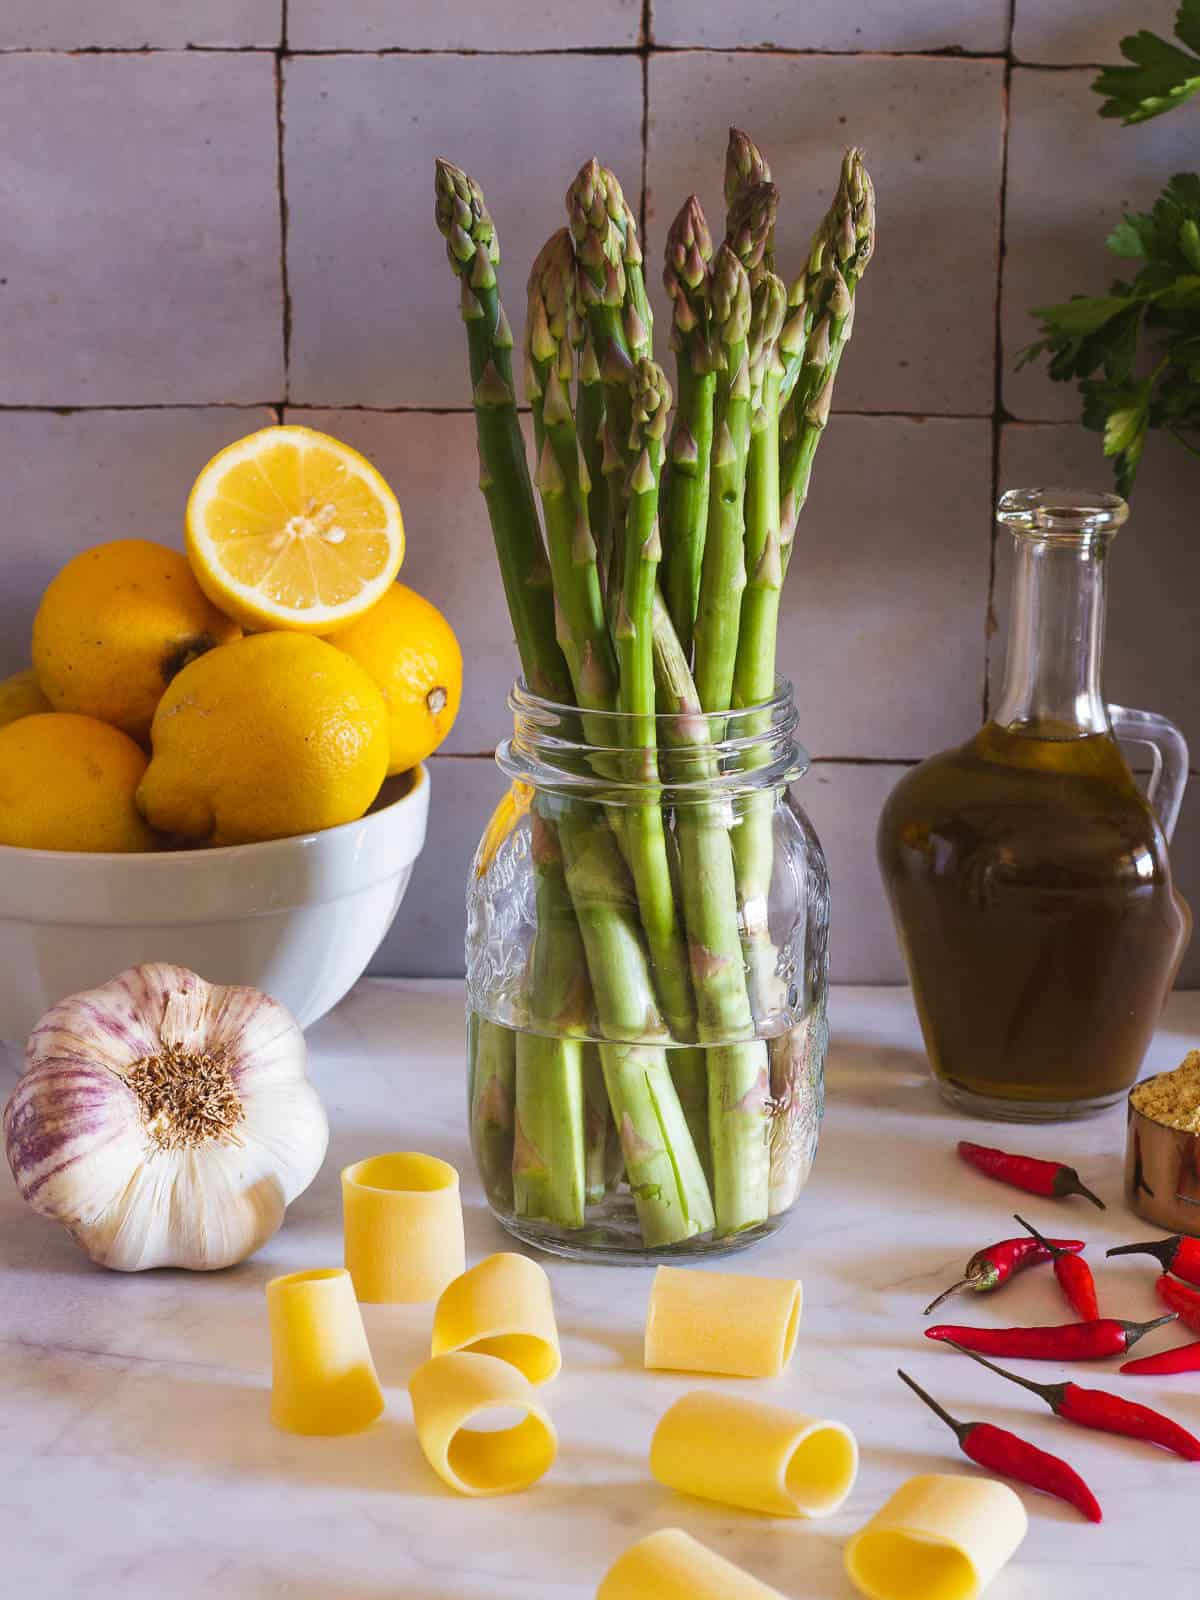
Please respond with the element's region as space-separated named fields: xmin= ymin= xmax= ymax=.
xmin=0 ymin=426 xmax=462 ymax=852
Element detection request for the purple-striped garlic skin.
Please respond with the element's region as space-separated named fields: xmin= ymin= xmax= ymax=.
xmin=4 ymin=963 xmax=328 ymax=1271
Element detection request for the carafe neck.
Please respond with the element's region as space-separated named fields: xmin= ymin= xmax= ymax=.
xmin=992 ymin=488 xmax=1128 ymax=739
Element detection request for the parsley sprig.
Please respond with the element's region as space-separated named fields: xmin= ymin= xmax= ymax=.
xmin=1020 ymin=4 xmax=1200 ymax=493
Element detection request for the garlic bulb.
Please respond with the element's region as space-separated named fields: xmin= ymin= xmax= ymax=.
xmin=4 ymin=963 xmax=328 ymax=1271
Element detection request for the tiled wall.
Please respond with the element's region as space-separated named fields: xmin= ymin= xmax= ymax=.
xmin=2 ymin=2 xmax=1198 ymax=984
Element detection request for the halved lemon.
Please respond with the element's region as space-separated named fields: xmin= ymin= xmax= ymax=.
xmin=185 ymin=425 xmax=405 ymax=632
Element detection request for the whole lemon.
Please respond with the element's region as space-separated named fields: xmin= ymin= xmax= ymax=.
xmin=33 ymin=539 xmax=241 ymax=742
xmin=138 ymin=632 xmax=389 ymax=846
xmin=0 ymin=668 xmax=52 ymax=728
xmin=0 ymin=713 xmax=157 ymax=852
xmin=326 ymin=584 xmax=462 ymax=775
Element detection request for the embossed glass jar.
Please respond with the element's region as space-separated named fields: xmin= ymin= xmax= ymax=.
xmin=465 ymin=680 xmax=830 ymax=1263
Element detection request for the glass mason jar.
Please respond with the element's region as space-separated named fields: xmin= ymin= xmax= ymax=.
xmin=466 ymin=680 xmax=830 ymax=1263
xmin=879 ymin=488 xmax=1191 ymax=1122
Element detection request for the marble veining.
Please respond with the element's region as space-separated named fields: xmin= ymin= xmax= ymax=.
xmin=3 ymin=979 xmax=1199 ymax=1597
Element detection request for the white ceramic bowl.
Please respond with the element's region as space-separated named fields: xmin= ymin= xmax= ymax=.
xmin=0 ymin=765 xmax=430 ymax=1047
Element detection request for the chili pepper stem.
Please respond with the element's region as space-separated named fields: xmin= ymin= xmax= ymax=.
xmin=1014 ymin=1213 xmax=1065 ymax=1259
xmin=896 ymin=1369 xmax=967 ymax=1443
xmin=1107 ymin=1238 xmax=1176 ymax=1268
xmin=1125 ymin=1312 xmax=1180 ymax=1347
xmin=944 ymin=1340 xmax=1062 ymax=1407
xmin=1061 ymin=1175 xmax=1106 ymax=1211
xmin=923 ymin=1277 xmax=979 ymax=1317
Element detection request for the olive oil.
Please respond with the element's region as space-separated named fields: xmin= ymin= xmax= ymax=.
xmin=879 ymin=720 xmax=1190 ymax=1116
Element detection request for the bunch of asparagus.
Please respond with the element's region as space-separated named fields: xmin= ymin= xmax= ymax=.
xmin=443 ymin=130 xmax=875 ymax=1248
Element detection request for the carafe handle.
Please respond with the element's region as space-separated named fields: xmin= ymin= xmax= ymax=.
xmin=1108 ymin=704 xmax=1189 ymax=843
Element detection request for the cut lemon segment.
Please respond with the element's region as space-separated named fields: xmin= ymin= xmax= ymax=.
xmin=186 ymin=425 xmax=405 ymax=632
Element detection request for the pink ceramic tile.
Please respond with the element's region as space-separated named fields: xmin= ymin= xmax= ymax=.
xmin=0 ymin=407 xmax=275 ymax=677
xmin=367 ymin=754 xmax=501 ymax=978
xmin=779 ymin=416 xmax=993 ymax=760
xmin=0 ymin=54 xmax=283 ymax=405
xmin=284 ymin=53 xmax=643 ymax=407
xmin=1013 ymin=0 xmax=1162 ymax=65
xmin=647 ymin=51 xmax=1004 ymax=416
xmin=0 ymin=1 xmax=280 ymax=46
xmin=652 ymin=0 xmax=1007 ymax=51
xmin=804 ymin=761 xmax=912 ymax=984
xmin=289 ymin=0 xmax=640 ymax=50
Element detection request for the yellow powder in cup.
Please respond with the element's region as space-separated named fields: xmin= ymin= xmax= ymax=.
xmin=1132 ymin=1051 xmax=1200 ymax=1133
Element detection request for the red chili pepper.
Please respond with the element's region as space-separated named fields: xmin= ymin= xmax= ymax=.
xmin=957 ymin=1140 xmax=1105 ymax=1209
xmin=1108 ymin=1234 xmax=1200 ymax=1286
xmin=926 ymin=1313 xmax=1176 ymax=1361
xmin=1122 ymin=1339 xmax=1200 ymax=1376
xmin=923 ymin=1234 xmax=1086 ymax=1316
xmin=1014 ymin=1214 xmax=1099 ymax=1321
xmin=1156 ymin=1274 xmax=1200 ymax=1333
xmin=945 ymin=1342 xmax=1200 ymax=1461
xmin=897 ymin=1369 xmax=1102 ymax=1522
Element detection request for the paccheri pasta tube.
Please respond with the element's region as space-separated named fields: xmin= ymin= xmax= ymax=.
xmin=408 ymin=1350 xmax=557 ymax=1496
xmin=597 ymin=1528 xmax=787 ymax=1599
xmin=432 ymin=1251 xmax=561 ymax=1384
xmin=844 ymin=1474 xmax=1028 ymax=1600
xmin=342 ymin=1152 xmax=466 ymax=1304
xmin=644 ymin=1265 xmax=802 ymax=1377
xmin=265 ymin=1268 xmax=384 ymax=1436
xmin=650 ymin=1391 xmax=858 ymax=1517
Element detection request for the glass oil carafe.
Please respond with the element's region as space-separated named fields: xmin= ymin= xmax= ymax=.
xmin=878 ymin=488 xmax=1191 ymax=1121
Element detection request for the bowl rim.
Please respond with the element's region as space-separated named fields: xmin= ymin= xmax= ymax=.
xmin=0 ymin=761 xmax=428 ymax=867
xmin=1128 ymin=1070 xmax=1200 ymax=1138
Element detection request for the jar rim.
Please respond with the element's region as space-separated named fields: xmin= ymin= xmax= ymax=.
xmin=509 ymin=674 xmax=798 ymax=728
xmin=997 ymin=486 xmax=1129 ymax=539
xmin=498 ymin=677 xmax=810 ymax=801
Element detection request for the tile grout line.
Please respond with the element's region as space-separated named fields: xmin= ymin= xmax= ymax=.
xmin=982 ymin=0 xmax=1017 ymax=725
xmin=0 ymin=402 xmax=1001 ymax=420
xmin=0 ymin=44 xmax=1118 ymax=67
xmin=639 ymin=0 xmax=651 ymax=239
xmin=275 ymin=0 xmax=292 ymax=410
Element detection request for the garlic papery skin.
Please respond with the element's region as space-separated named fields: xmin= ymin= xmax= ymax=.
xmin=3 ymin=963 xmax=328 ymax=1272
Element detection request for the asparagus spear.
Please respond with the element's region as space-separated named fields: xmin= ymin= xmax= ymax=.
xmin=514 ymin=1030 xmax=587 ymax=1227
xmin=652 ymin=590 xmax=772 ymax=1233
xmin=567 ymin=159 xmax=638 ymax=602
xmin=566 ymin=159 xmax=702 ymax=1037
xmin=434 ymin=160 xmax=572 ymax=702
xmin=527 ymin=230 xmax=617 ymax=717
xmin=527 ymin=808 xmax=592 ymax=1033
xmin=582 ymin=1044 xmax=610 ymax=1204
xmin=660 ymin=196 xmax=716 ymax=662
xmin=602 ymin=164 xmax=654 ymax=357
xmin=725 ymin=127 xmax=774 ymax=273
xmin=726 ymin=180 xmax=779 ymax=286
xmin=615 ymin=357 xmax=712 ymax=1169
xmin=732 ymin=271 xmax=789 ymax=1016
xmin=780 ymin=149 xmax=876 ymax=565
xmin=468 ymin=1013 xmax=516 ymax=1212
xmin=576 ymin=327 xmax=610 ymax=577
xmin=692 ymin=243 xmax=753 ymax=714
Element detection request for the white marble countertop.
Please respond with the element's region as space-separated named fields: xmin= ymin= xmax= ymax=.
xmin=5 ymin=980 xmax=1200 ymax=1598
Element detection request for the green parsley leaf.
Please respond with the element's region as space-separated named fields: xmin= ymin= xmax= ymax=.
xmin=1093 ymin=2 xmax=1200 ymax=124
